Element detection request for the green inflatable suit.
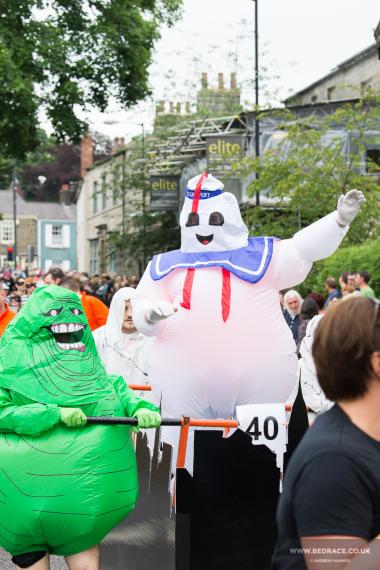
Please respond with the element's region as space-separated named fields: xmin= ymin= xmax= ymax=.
xmin=0 ymin=285 xmax=159 ymax=557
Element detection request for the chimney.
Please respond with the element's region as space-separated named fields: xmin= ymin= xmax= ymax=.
xmin=218 ymin=73 xmax=224 ymax=90
xmin=201 ymin=72 xmax=208 ymax=89
xmin=80 ymin=134 xmax=93 ymax=178
xmin=156 ymin=100 xmax=165 ymax=114
xmin=59 ymin=183 xmax=72 ymax=205
xmin=231 ymin=72 xmax=237 ymax=90
xmin=111 ymin=137 xmax=126 ymax=155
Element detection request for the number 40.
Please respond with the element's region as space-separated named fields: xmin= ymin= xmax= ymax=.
xmin=246 ymin=416 xmax=279 ymax=441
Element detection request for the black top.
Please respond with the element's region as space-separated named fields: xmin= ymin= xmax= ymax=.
xmin=272 ymin=405 xmax=380 ymax=569
xmin=283 ymin=310 xmax=300 ymax=343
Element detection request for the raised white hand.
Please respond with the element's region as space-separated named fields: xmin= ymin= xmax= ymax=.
xmin=336 ymin=189 xmax=365 ymax=227
xmin=146 ymin=301 xmax=177 ymax=324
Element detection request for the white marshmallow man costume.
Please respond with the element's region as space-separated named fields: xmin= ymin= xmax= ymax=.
xmin=132 ymin=173 xmax=350 ymax=423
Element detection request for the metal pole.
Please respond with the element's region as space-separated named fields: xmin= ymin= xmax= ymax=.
xmin=141 ymin=123 xmax=147 ymax=271
xmin=12 ymin=160 xmax=17 ymax=267
xmin=254 ymin=0 xmax=260 ymax=207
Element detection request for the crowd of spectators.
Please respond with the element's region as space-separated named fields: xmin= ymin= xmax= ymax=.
xmin=281 ymin=269 xmax=377 ymax=347
xmin=0 ymin=267 xmax=141 ymax=337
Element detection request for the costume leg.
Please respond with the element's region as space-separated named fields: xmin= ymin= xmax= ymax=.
xmin=13 ymin=552 xmax=50 ymax=569
xmin=65 ymin=545 xmax=99 ymax=570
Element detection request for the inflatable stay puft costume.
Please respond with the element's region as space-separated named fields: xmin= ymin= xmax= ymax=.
xmin=0 ymin=285 xmax=160 ymax=561
xmin=132 ymin=173 xmax=364 ymax=455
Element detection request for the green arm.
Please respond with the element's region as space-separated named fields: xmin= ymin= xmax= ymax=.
xmin=111 ymin=376 xmax=160 ymax=417
xmin=0 ymin=387 xmax=61 ymax=436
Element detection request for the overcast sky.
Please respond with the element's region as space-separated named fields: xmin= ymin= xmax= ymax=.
xmin=91 ymin=0 xmax=380 ymax=140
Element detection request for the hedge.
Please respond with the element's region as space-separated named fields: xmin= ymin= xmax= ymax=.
xmin=298 ymin=239 xmax=380 ymax=297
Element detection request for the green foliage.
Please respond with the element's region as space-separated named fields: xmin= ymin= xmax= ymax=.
xmin=299 ymin=239 xmax=380 ymax=298
xmin=235 ymin=97 xmax=380 ymax=245
xmin=0 ymin=0 xmax=183 ymax=159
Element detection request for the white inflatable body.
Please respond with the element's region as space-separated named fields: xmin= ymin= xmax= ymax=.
xmin=132 ymin=174 xmax=349 ymax=423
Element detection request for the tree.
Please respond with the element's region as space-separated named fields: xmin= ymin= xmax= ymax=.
xmin=234 ymin=96 xmax=380 ymax=245
xmin=0 ymin=0 xmax=183 ymax=159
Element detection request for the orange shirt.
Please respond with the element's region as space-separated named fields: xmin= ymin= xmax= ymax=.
xmin=0 ymin=303 xmax=15 ymax=336
xmin=81 ymin=292 xmax=109 ymax=331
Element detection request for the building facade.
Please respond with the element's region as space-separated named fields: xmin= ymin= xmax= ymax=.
xmin=284 ymin=44 xmax=380 ymax=106
xmin=77 ymin=140 xmax=143 ymax=276
xmin=0 ymin=190 xmax=77 ymax=270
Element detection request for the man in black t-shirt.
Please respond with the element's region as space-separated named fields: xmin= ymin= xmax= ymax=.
xmin=273 ymin=297 xmax=380 ymax=569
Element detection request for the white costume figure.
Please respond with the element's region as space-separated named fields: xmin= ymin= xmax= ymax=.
xmin=299 ymin=315 xmax=333 ymax=415
xmin=132 ymin=173 xmax=364 ymax=423
xmin=93 ymin=287 xmax=152 ymax=385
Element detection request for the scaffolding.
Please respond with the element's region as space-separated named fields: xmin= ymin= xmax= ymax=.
xmin=148 ymin=114 xmax=249 ymax=174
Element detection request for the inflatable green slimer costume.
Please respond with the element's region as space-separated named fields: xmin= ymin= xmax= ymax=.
xmin=0 ymin=285 xmax=159 ymax=557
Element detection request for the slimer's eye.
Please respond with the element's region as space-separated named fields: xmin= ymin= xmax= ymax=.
xmin=186 ymin=212 xmax=199 ymax=227
xmin=43 ymin=308 xmax=63 ymax=317
xmin=70 ymin=308 xmax=82 ymax=316
xmin=209 ymin=212 xmax=224 ymax=226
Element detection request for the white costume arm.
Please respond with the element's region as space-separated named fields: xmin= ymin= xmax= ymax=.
xmin=132 ymin=262 xmax=172 ymax=337
xmin=271 ymin=211 xmax=348 ymax=290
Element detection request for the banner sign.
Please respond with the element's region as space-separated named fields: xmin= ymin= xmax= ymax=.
xmin=150 ymin=175 xmax=180 ymax=211
xmin=206 ymin=134 xmax=245 ymax=177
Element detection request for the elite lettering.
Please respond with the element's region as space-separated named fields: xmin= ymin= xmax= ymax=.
xmin=151 ymin=179 xmax=178 ymax=191
xmin=208 ymin=140 xmax=241 ymax=155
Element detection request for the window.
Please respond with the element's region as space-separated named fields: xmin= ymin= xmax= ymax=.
xmin=1 ymin=220 xmax=14 ymax=243
xmin=89 ymin=239 xmax=98 ymax=275
xmin=101 ymin=174 xmax=107 ymax=210
xmin=327 ymin=86 xmax=335 ymax=101
xmin=311 ymin=95 xmax=318 ymax=103
xmin=51 ymin=224 xmax=63 ymax=246
xmin=366 ymin=149 xmax=380 ymax=174
xmin=361 ymin=79 xmax=373 ymax=97
xmin=93 ymin=181 xmax=98 ymax=213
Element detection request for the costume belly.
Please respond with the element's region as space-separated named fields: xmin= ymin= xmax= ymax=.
xmin=0 ymin=422 xmax=137 ymax=556
xmin=148 ymin=268 xmax=298 ymax=418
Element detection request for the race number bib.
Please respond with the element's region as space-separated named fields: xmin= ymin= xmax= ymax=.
xmin=236 ymin=404 xmax=287 ymax=476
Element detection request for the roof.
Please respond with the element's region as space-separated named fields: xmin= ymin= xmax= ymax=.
xmin=284 ymin=44 xmax=378 ymax=103
xmin=0 ymin=190 xmax=76 ymax=221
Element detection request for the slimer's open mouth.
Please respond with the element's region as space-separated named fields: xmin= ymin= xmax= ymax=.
xmin=49 ymin=323 xmax=86 ymax=352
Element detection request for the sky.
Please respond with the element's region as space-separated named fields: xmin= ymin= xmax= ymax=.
xmin=90 ymin=0 xmax=380 ymax=141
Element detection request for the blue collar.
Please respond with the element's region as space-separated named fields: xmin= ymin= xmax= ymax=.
xmin=150 ymin=237 xmax=274 ymax=284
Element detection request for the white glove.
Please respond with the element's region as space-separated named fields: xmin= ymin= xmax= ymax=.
xmin=336 ymin=189 xmax=366 ymax=227
xmin=146 ymin=301 xmax=177 ymax=324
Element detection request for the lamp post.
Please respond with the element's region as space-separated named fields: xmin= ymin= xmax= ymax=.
xmin=12 ymin=160 xmax=17 ymax=268
xmin=253 ymin=0 xmax=260 ymax=207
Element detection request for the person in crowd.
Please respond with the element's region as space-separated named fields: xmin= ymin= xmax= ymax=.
xmin=2 ymin=270 xmax=15 ymax=295
xmin=298 ymin=312 xmax=333 ymax=419
xmin=93 ymin=287 xmax=152 ymax=385
xmin=338 ymin=271 xmax=349 ymax=296
xmin=296 ymin=297 xmax=319 ymax=353
xmin=273 ymin=296 xmax=380 ymax=569
xmin=357 ymin=270 xmax=376 ymax=299
xmin=60 ymin=276 xmax=109 ymax=331
xmin=347 ymin=271 xmax=359 ymax=291
xmin=306 ymin=292 xmax=325 ymax=312
xmin=15 ymin=278 xmax=29 ymax=306
xmin=25 ymin=277 xmax=37 ymax=297
xmin=8 ymin=293 xmax=22 ymax=313
xmin=43 ymin=266 xmax=65 ymax=285
xmin=283 ymin=290 xmax=303 ymax=344
xmin=323 ymin=277 xmax=341 ymax=308
xmin=0 ymin=283 xmax=15 ymax=335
